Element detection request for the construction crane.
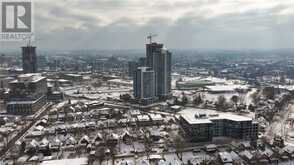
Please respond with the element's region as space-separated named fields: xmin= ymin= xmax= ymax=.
xmin=23 ymin=33 xmax=34 ymax=47
xmin=23 ymin=33 xmax=42 ymax=47
xmin=147 ymin=33 xmax=157 ymax=43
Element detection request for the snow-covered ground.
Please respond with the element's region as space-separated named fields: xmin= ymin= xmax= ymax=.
xmin=265 ymin=103 xmax=294 ymax=144
xmin=62 ymin=85 xmax=132 ymax=100
xmin=172 ymin=88 xmax=256 ymax=107
xmin=172 ymin=75 xmax=254 ymax=105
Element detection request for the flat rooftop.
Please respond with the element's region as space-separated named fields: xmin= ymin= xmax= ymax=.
xmin=206 ymin=84 xmax=249 ymax=92
xmin=10 ymin=73 xmax=45 ymax=84
xmin=179 ymin=108 xmax=252 ymax=125
xmin=7 ymin=95 xmax=45 ymax=105
xmin=41 ymin=158 xmax=88 ymax=165
xmin=65 ymin=73 xmax=82 ymax=77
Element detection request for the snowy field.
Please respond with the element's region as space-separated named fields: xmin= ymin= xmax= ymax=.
xmin=61 ymin=85 xmax=132 ymax=100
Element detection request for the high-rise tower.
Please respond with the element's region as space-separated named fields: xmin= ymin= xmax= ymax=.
xmin=22 ymin=46 xmax=37 ymax=73
xmin=133 ymin=67 xmax=155 ymax=104
xmin=145 ymin=42 xmax=172 ymax=99
xmin=146 ymin=43 xmax=163 ymax=68
xmin=153 ymin=48 xmax=172 ymax=98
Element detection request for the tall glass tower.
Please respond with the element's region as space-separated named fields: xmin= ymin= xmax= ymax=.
xmin=146 ymin=43 xmax=172 ymax=99
xmin=133 ymin=67 xmax=156 ymax=104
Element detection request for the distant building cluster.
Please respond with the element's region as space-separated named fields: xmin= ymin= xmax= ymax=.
xmin=3 ymin=46 xmax=64 ymax=115
xmin=3 ymin=33 xmax=294 ymax=165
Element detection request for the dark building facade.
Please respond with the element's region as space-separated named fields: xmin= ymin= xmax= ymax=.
xmin=138 ymin=57 xmax=146 ymax=67
xmin=180 ymin=118 xmax=213 ymax=142
xmin=153 ymin=49 xmax=172 ymax=98
xmin=22 ymin=46 xmax=38 ymax=73
xmin=128 ymin=58 xmax=147 ymax=78
xmin=47 ymin=86 xmax=64 ymax=103
xmin=128 ymin=61 xmax=138 ymax=77
xmin=146 ymin=43 xmax=163 ymax=68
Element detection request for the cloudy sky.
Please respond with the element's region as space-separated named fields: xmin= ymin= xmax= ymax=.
xmin=1 ymin=0 xmax=294 ymax=50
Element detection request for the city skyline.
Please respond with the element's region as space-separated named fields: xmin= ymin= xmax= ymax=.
xmin=2 ymin=1 xmax=294 ymax=164
xmin=1 ymin=0 xmax=294 ymax=51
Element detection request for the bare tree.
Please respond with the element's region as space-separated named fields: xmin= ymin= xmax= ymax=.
xmin=142 ymin=129 xmax=152 ymax=160
xmin=107 ymin=143 xmax=116 ymax=165
xmin=215 ymin=95 xmax=227 ymax=111
xmin=193 ymin=94 xmax=203 ymax=105
xmin=238 ymin=94 xmax=245 ymax=104
xmin=251 ymin=91 xmax=260 ymax=105
xmin=75 ymin=144 xmax=84 ymax=157
xmin=181 ymin=94 xmax=189 ymax=106
xmin=96 ymin=147 xmax=106 ymax=165
xmin=173 ymin=135 xmax=185 ymax=160
xmin=200 ymin=156 xmax=211 ymax=165
xmin=262 ymin=87 xmax=275 ymax=100
xmin=231 ymin=95 xmax=239 ymax=108
xmin=0 ymin=131 xmax=9 ymax=149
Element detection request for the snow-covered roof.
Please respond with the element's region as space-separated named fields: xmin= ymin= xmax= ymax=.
xmin=64 ymin=73 xmax=82 ymax=77
xmin=170 ymin=105 xmax=181 ymax=109
xmin=149 ymin=114 xmax=163 ymax=121
xmin=29 ymin=139 xmax=39 ymax=148
xmin=118 ymin=160 xmax=134 ymax=165
xmin=41 ymin=158 xmax=88 ymax=165
xmin=109 ymin=133 xmax=119 ymax=140
xmin=28 ymin=155 xmax=39 ymax=161
xmin=40 ymin=138 xmax=49 ymax=146
xmin=35 ymin=125 xmax=44 ymax=131
xmin=283 ymin=146 xmax=294 ymax=154
xmin=206 ymin=84 xmax=249 ymax=92
xmin=137 ymin=115 xmax=150 ymax=122
xmin=79 ymin=135 xmax=90 ymax=143
xmin=137 ymin=159 xmax=150 ymax=165
xmin=179 ymin=108 xmax=252 ymax=125
xmin=158 ymin=160 xmax=168 ymax=165
xmin=10 ymin=73 xmax=45 ymax=83
xmin=149 ymin=154 xmax=162 ymax=160
xmin=108 ymin=79 xmax=132 ymax=84
xmin=219 ymin=152 xmax=233 ymax=163
xmin=240 ymin=150 xmax=253 ymax=160
xmin=7 ymin=99 xmax=40 ymax=105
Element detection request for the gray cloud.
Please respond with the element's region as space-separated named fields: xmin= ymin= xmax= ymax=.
xmin=1 ymin=0 xmax=294 ymax=50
